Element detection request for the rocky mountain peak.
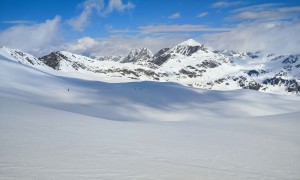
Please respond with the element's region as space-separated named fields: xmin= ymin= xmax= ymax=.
xmin=151 ymin=40 xmax=208 ymax=65
xmin=38 ymin=51 xmax=66 ymax=70
xmin=121 ymin=48 xmax=153 ymax=63
xmin=169 ymin=39 xmax=208 ymax=56
xmin=38 ymin=51 xmax=94 ymax=70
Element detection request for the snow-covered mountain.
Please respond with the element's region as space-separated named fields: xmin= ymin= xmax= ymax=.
xmin=151 ymin=39 xmax=209 ymax=66
xmin=38 ymin=50 xmax=160 ymax=81
xmin=39 ymin=51 xmax=96 ymax=71
xmin=0 ymin=46 xmax=45 ymax=67
xmin=1 ymin=39 xmax=299 ymax=95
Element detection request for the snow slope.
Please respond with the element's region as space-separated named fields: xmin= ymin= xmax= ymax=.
xmin=1 ymin=57 xmax=300 ymax=179
xmin=0 ymin=46 xmax=47 ymax=67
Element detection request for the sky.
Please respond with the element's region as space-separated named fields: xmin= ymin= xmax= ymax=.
xmin=0 ymin=0 xmax=300 ymax=57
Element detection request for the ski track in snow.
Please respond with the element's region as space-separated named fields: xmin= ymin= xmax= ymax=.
xmin=0 ymin=58 xmax=300 ymax=179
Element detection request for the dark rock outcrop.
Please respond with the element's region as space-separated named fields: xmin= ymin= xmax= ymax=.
xmin=39 ymin=52 xmax=66 ymax=70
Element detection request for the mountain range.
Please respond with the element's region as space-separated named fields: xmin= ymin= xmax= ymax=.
xmin=1 ymin=39 xmax=299 ymax=95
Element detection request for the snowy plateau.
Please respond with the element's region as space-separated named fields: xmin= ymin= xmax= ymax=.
xmin=0 ymin=39 xmax=300 ymax=179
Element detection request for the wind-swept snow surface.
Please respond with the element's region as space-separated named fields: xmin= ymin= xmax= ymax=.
xmin=1 ymin=58 xmax=300 ymax=179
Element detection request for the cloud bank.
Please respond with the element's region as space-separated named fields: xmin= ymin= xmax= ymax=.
xmin=212 ymin=1 xmax=244 ymax=8
xmin=228 ymin=4 xmax=300 ymax=21
xmin=201 ymin=20 xmax=300 ymax=54
xmin=0 ymin=16 xmax=61 ymax=55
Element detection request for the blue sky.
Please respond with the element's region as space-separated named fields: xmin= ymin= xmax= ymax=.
xmin=0 ymin=0 xmax=300 ymax=56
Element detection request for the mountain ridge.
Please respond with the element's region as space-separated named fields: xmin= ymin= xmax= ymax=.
xmin=1 ymin=39 xmax=299 ymax=95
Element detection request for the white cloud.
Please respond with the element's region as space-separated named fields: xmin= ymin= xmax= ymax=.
xmin=202 ymin=3 xmax=300 ymax=54
xmin=197 ymin=12 xmax=208 ymax=18
xmin=0 ymin=16 xmax=61 ymax=55
xmin=212 ymin=1 xmax=244 ymax=8
xmin=231 ymin=3 xmax=281 ymax=13
xmin=228 ymin=5 xmax=300 ymax=21
xmin=201 ymin=20 xmax=300 ymax=54
xmin=68 ymin=0 xmax=135 ymax=31
xmin=108 ymin=28 xmax=135 ymax=34
xmin=66 ymin=36 xmax=102 ymax=55
xmin=107 ymin=24 xmax=230 ymax=35
xmin=68 ymin=0 xmax=104 ymax=32
xmin=104 ymin=0 xmax=135 ymax=14
xmin=2 ymin=20 xmax=35 ymax=25
xmin=168 ymin=12 xmax=181 ymax=19
xmin=139 ymin=24 xmax=230 ymax=34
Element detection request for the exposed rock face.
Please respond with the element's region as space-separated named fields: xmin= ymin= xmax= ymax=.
xmin=263 ymin=77 xmax=299 ymax=93
xmin=152 ymin=53 xmax=171 ymax=66
xmin=121 ymin=48 xmax=153 ymax=63
xmin=152 ymin=48 xmax=170 ymax=59
xmin=170 ymin=44 xmax=208 ymax=56
xmin=282 ymin=55 xmax=300 ymax=64
xmin=39 ymin=51 xmax=92 ymax=71
xmin=39 ymin=52 xmax=64 ymax=70
xmin=151 ymin=48 xmax=170 ymax=66
xmin=95 ymin=56 xmax=123 ymax=62
xmin=246 ymin=81 xmax=262 ymax=90
xmin=197 ymin=60 xmax=220 ymax=68
xmin=247 ymin=70 xmax=260 ymax=76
